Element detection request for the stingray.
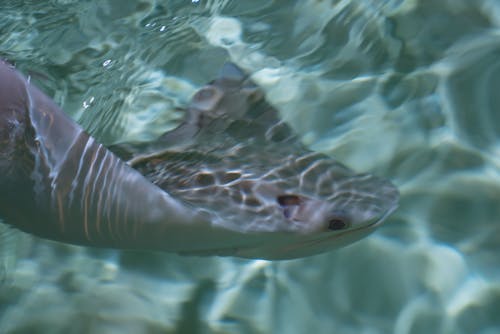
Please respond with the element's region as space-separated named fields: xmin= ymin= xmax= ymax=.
xmin=0 ymin=60 xmax=398 ymax=259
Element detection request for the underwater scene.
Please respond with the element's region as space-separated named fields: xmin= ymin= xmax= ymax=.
xmin=1 ymin=0 xmax=500 ymax=333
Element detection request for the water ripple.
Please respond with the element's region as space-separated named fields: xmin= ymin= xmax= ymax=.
xmin=1 ymin=1 xmax=500 ymax=333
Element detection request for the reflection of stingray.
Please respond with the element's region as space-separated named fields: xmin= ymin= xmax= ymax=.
xmin=0 ymin=60 xmax=398 ymax=260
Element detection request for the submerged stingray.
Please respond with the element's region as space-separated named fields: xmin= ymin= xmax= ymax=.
xmin=0 ymin=60 xmax=398 ymax=259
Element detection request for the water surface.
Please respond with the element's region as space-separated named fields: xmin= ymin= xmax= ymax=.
xmin=1 ymin=1 xmax=500 ymax=333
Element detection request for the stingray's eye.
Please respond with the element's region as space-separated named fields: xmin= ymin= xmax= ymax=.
xmin=327 ymin=218 xmax=349 ymax=231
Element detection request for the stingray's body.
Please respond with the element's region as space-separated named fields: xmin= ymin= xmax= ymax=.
xmin=0 ymin=60 xmax=398 ymax=259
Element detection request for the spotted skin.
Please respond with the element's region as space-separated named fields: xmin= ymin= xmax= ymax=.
xmin=118 ymin=63 xmax=399 ymax=258
xmin=0 ymin=60 xmax=398 ymax=259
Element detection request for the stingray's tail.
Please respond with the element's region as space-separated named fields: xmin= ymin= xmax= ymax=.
xmin=0 ymin=60 xmax=204 ymax=251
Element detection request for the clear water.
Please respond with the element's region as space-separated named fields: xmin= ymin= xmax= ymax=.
xmin=1 ymin=0 xmax=500 ymax=333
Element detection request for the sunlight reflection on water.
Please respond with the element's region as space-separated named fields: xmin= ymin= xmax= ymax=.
xmin=1 ymin=1 xmax=500 ymax=333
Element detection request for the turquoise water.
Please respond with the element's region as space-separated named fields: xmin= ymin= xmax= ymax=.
xmin=1 ymin=0 xmax=500 ymax=333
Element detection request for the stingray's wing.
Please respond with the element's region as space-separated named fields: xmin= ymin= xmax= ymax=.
xmin=175 ymin=63 xmax=295 ymax=143
xmin=116 ymin=63 xmax=297 ymax=164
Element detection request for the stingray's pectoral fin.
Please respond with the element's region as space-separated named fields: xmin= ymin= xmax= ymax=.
xmin=218 ymin=62 xmax=248 ymax=82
